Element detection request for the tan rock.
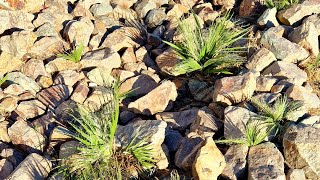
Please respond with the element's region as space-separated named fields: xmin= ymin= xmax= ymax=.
xmin=21 ymin=59 xmax=48 ymax=79
xmin=71 ymin=83 xmax=89 ymax=104
xmin=155 ymin=48 xmax=182 ymax=76
xmin=192 ymin=138 xmax=226 ymax=180
xmin=286 ymin=169 xmax=306 ymax=180
xmin=45 ymin=58 xmax=82 ymax=74
xmin=64 ymin=17 xmax=94 ymax=46
xmin=0 ymin=121 xmax=10 ymax=143
xmin=0 ymin=97 xmax=18 ymax=114
xmin=1 ymin=0 xmax=44 ymax=13
xmin=80 ymin=48 xmax=121 ymax=70
xmin=285 ymin=85 xmax=320 ymax=110
xmin=122 ymin=47 xmax=136 ymax=64
xmin=29 ymin=36 xmax=69 ymax=59
xmin=0 ymin=159 xmax=14 ymax=179
xmin=0 ymin=10 xmax=34 ymax=34
xmin=245 ymin=48 xmax=276 ymax=72
xmin=102 ymin=27 xmax=139 ymax=51
xmin=37 ymin=84 xmax=73 ymax=110
xmin=213 ymin=0 xmax=235 ymax=12
xmin=239 ymin=0 xmax=262 ymax=17
xmin=256 ymin=76 xmax=278 ymax=92
xmin=15 ymin=100 xmax=46 ymax=120
xmin=303 ymin=14 xmax=320 ymax=35
xmin=119 ymin=74 xmax=158 ymax=97
xmin=0 ymin=52 xmax=24 ymax=75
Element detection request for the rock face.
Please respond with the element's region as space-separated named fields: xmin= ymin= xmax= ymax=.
xmin=128 ymin=81 xmax=177 ymax=115
xmin=245 ymin=48 xmax=276 ymax=72
xmin=8 ymin=120 xmax=46 ymax=154
xmin=221 ymin=144 xmax=249 ymax=180
xmin=248 ymin=142 xmax=285 ymax=180
xmin=283 ymin=125 xmax=320 ymax=179
xmin=213 ymin=72 xmax=256 ymax=105
xmin=6 ymin=153 xmax=52 ymax=180
xmin=278 ymin=0 xmax=320 ymax=26
xmin=192 ymin=138 xmax=226 ymax=180
xmin=286 ymin=169 xmax=306 ymax=180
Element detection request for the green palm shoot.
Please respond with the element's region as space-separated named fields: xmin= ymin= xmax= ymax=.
xmin=265 ymin=0 xmax=299 ymax=10
xmin=58 ymin=43 xmax=84 ymax=63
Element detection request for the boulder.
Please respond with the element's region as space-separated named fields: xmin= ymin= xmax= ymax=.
xmin=0 ymin=52 xmax=24 ymax=75
xmin=128 ymin=81 xmax=177 ymax=115
xmin=15 ymin=100 xmax=46 ymax=120
xmin=155 ymin=49 xmax=182 ymax=76
xmin=286 ymin=169 xmax=306 ymax=180
xmin=213 ymin=72 xmax=256 ymax=105
xmin=0 ymin=97 xmax=18 ymax=114
xmin=119 ymin=75 xmax=158 ymax=97
xmin=156 ymin=109 xmax=198 ymax=130
xmin=239 ymin=0 xmax=263 ymax=17
xmin=0 ymin=10 xmax=34 ymax=34
xmin=188 ymin=79 xmax=213 ymax=102
xmin=245 ymin=48 xmax=276 ymax=72
xmin=283 ymin=125 xmax=320 ymax=179
xmin=7 ymin=72 xmax=41 ymax=95
xmin=248 ymin=142 xmax=285 ymax=180
xmin=83 ymin=86 xmax=113 ymax=111
xmin=285 ymin=85 xmax=320 ymax=109
xmin=110 ymin=0 xmax=137 ymax=9
xmin=63 ymin=17 xmax=94 ymax=46
xmin=0 ymin=159 xmax=14 ymax=179
xmin=192 ymin=138 xmax=226 ymax=180
xmin=257 ymin=7 xmax=279 ymax=28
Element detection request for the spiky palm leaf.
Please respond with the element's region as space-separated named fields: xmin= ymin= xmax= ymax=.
xmin=265 ymin=0 xmax=299 ymax=10
xmin=58 ymin=43 xmax=84 ymax=63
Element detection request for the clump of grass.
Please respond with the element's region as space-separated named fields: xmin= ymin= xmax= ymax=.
xmin=0 ymin=74 xmax=8 ymax=86
xmin=265 ymin=0 xmax=299 ymax=10
xmin=59 ymin=80 xmax=155 ymax=179
xmin=58 ymin=43 xmax=84 ymax=63
xmin=250 ymin=95 xmax=303 ymax=136
xmin=163 ymin=12 xmax=248 ymax=76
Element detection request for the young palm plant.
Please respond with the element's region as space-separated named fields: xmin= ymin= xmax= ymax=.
xmin=59 ymin=80 xmax=155 ymax=179
xmin=250 ymin=95 xmax=303 ymax=137
xmin=164 ymin=12 xmax=248 ymax=76
xmin=0 ymin=74 xmax=8 ymax=86
xmin=58 ymin=43 xmax=84 ymax=63
xmin=265 ymin=0 xmax=299 ymax=10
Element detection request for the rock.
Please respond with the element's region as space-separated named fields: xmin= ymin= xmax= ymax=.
xmin=194 ymin=3 xmax=219 ymax=25
xmin=115 ymin=70 xmax=136 ymax=82
xmin=119 ymin=111 xmax=137 ymax=124
xmin=288 ymin=21 xmax=319 ymax=57
xmin=89 ymin=3 xmax=113 ymax=17
xmin=54 ymin=100 xmax=78 ymax=123
xmin=277 ymin=0 xmax=320 ymax=26
xmin=283 ymin=125 xmax=320 ymax=179
xmin=145 ymin=9 xmax=166 ymax=28
xmin=0 ymin=159 xmax=14 ymax=179
xmin=83 ymin=86 xmax=113 ymax=111
xmin=0 ymin=121 xmax=10 ymax=143
xmin=260 ymin=30 xmax=309 ymax=63
xmin=188 ymin=79 xmax=213 ymax=102
xmin=239 ymin=0 xmax=263 ymax=17
xmin=50 ymin=126 xmax=73 ymax=147
xmin=37 ymin=76 xmax=53 ymax=89
xmin=116 ymin=120 xmax=167 ymax=168
xmin=0 ymin=10 xmax=34 ymax=34
xmin=101 ymin=27 xmax=139 ymax=52
xmin=285 ymin=85 xmax=320 ymax=110
xmin=303 ymin=14 xmax=320 ymax=35
xmin=262 ymin=61 xmax=307 ymax=86
xmin=155 ymin=49 xmax=182 ymax=76
xmin=80 ymin=48 xmax=121 ymax=71
xmin=0 ymin=97 xmax=18 ymax=114
xmin=248 ymin=142 xmax=285 ymax=180
xmin=7 ymin=72 xmax=41 ymax=95
xmin=15 ymin=100 xmax=46 ymax=120
xmin=45 ymin=58 xmax=82 ymax=74
xmin=21 ymin=59 xmax=48 ymax=80
xmin=54 ymin=70 xmax=85 ymax=87
xmin=71 ymin=83 xmax=89 ymax=104
xmin=128 ymin=81 xmax=177 ymax=115
xmin=110 ymin=0 xmax=137 ymax=9
xmin=6 ymin=153 xmax=52 ymax=180
xmin=253 ymin=93 xmax=281 ymax=104
xmin=121 ymin=47 xmax=136 ymax=64
xmin=174 ymin=135 xmax=204 ymax=169
xmin=257 ymin=7 xmax=279 ymax=28
xmin=224 ymin=106 xmax=257 ymax=139
xmin=165 ymin=130 xmax=183 ymax=152
xmin=213 ymin=0 xmax=235 ymax=11
xmin=37 ymin=85 xmax=73 ymax=111
xmin=256 ymin=76 xmax=278 ymax=92
xmin=301 ymin=116 xmax=319 ymax=126
xmin=29 ymin=36 xmax=69 ymax=59
xmin=64 ymin=17 xmax=94 ymax=46
xmin=119 ymin=75 xmax=158 ymax=97
xmin=156 ymin=109 xmax=198 ymax=130
xmin=0 ymin=30 xmax=37 ymax=59
xmin=221 ymin=144 xmax=249 ymax=180
xmin=1 ymin=0 xmax=44 ymax=13
xmin=35 ymin=22 xmax=59 ymax=37
xmin=0 ymin=51 xmax=24 ymax=75
xmin=71 ymin=1 xmax=94 ymax=20
xmin=59 ymin=141 xmax=79 ymax=166
xmin=0 ymin=148 xmax=25 ymax=167
xmin=135 ymin=0 xmax=156 ymax=18
xmin=246 ymin=48 xmax=276 ymax=72
xmin=166 ymin=4 xmax=189 ymax=22
xmin=123 ymin=62 xmax=148 ymax=73
xmin=87 ymin=67 xmax=114 ymax=86
xmin=192 ymin=138 xmax=226 ymax=180
xmin=213 ymin=72 xmax=256 ymax=105
xmin=286 ymin=169 xmax=306 ymax=180
xmin=31 ymin=113 xmax=55 ymax=137
xmin=8 ymin=120 xmax=46 ymax=154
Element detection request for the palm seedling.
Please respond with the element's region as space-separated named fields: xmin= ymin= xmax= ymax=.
xmin=58 ymin=43 xmax=84 ymax=63
xmin=163 ymin=12 xmax=248 ymax=76
xmin=0 ymin=74 xmax=8 ymax=86
xmin=264 ymin=0 xmax=299 ymax=10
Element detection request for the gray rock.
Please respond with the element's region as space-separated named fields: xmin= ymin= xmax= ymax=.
xmin=165 ymin=130 xmax=183 ymax=152
xmin=35 ymin=22 xmax=59 ymax=37
xmin=119 ymin=75 xmax=158 ymax=97
xmin=245 ymin=48 xmax=276 ymax=72
xmin=83 ymin=86 xmax=113 ymax=111
xmin=257 ymin=7 xmax=279 ymax=28
xmin=155 ymin=48 xmax=182 ymax=76
xmin=283 ymin=125 xmax=320 ymax=179
xmin=301 ymin=116 xmax=320 ymax=126
xmin=135 ymin=0 xmax=156 ymax=18
xmin=256 ymin=76 xmax=278 ymax=92
xmin=221 ymin=144 xmax=249 ymax=180
xmin=87 ymin=67 xmax=114 ymax=87
xmin=253 ymin=93 xmax=281 ymax=104
xmin=262 ymin=61 xmax=307 ymax=86
xmin=0 ymin=10 xmax=34 ymax=34
xmin=188 ymin=79 xmax=213 ymax=102
xmin=89 ymin=3 xmax=113 ymax=17
xmin=15 ymin=100 xmax=46 ymax=120
xmin=0 ymin=159 xmax=14 ymax=179
xmin=145 ymin=9 xmax=166 ymax=28
xmin=6 ymin=153 xmax=52 ymax=180
xmin=119 ymin=111 xmax=137 ymax=125
xmin=110 ymin=0 xmax=137 ymax=9
xmin=37 ymin=85 xmax=73 ymax=111
xmin=156 ymin=109 xmax=198 ymax=130
xmin=213 ymin=72 xmax=256 ymax=105
xmin=248 ymin=142 xmax=285 ymax=180
xmin=63 ymin=17 xmax=94 ymax=46
xmin=54 ymin=70 xmax=85 ymax=87
xmin=8 ymin=120 xmax=46 ymax=154
xmin=285 ymin=85 xmax=320 ymax=110
xmin=7 ymin=72 xmax=41 ymax=96
xmin=80 ymin=48 xmax=121 ymax=71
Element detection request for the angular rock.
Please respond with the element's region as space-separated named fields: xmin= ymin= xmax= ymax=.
xmin=0 ymin=10 xmax=34 ymax=34
xmin=89 ymin=3 xmax=113 ymax=17
xmin=1 ymin=0 xmax=44 ymax=13
xmin=286 ymin=169 xmax=306 ymax=180
xmin=213 ymin=72 xmax=256 ymax=105
xmin=221 ymin=144 xmax=249 ymax=180
xmin=278 ymin=0 xmax=320 ymax=26
xmin=37 ymin=76 xmax=53 ymax=89
xmin=256 ymin=76 xmax=278 ymax=92
xmin=128 ymin=81 xmax=177 ymax=115
xmin=6 ymin=153 xmax=52 ymax=180
xmin=257 ymin=7 xmax=279 ymax=27
xmin=0 ymin=121 xmax=10 ymax=143
xmin=71 ymin=83 xmax=89 ymax=104
xmin=213 ymin=0 xmax=235 ymax=11
xmin=245 ymin=48 xmax=276 ymax=72
xmin=192 ymin=138 xmax=226 ymax=180
xmin=145 ymin=9 xmax=166 ymax=28
xmin=253 ymin=93 xmax=281 ymax=104
xmin=260 ymin=30 xmax=309 ymax=63
xmin=7 ymin=72 xmax=41 ymax=95
xmin=121 ymin=47 xmax=136 ymax=64
xmin=37 ymin=84 xmax=73 ymax=110
xmin=54 ymin=70 xmax=84 ymax=87
xmin=64 ymin=17 xmax=94 ymax=46
xmin=59 ymin=141 xmax=79 ymax=166
xmin=283 ymin=125 xmax=320 ymax=179
xmin=0 ymin=159 xmax=14 ymax=179
xmin=303 ymin=14 xmax=320 ymax=35
xmin=83 ymin=86 xmax=113 ymax=111
xmin=135 ymin=0 xmax=156 ymax=18
xmin=262 ymin=61 xmax=307 ymax=86
xmin=155 ymin=48 xmax=182 ymax=76
xmin=45 ymin=58 xmax=82 ymax=74
xmin=301 ymin=116 xmax=319 ymax=126
xmin=87 ymin=67 xmax=114 ymax=86
xmin=8 ymin=120 xmax=46 ymax=154
xmin=35 ymin=22 xmax=59 ymax=37
xmin=21 ymin=59 xmax=48 ymax=80
xmin=80 ymin=48 xmax=121 ymax=71
xmin=288 ymin=21 xmax=319 ymax=57
xmin=165 ymin=130 xmax=183 ymax=152
xmin=0 ymin=148 xmax=25 ymax=168
xmin=29 ymin=36 xmax=69 ymax=59
xmin=0 ymin=97 xmax=18 ymax=114
xmin=239 ymin=0 xmax=263 ymax=17
xmin=110 ymin=0 xmax=137 ymax=9
xmin=166 ymin=4 xmax=189 ymax=21
xmin=188 ymin=79 xmax=213 ymax=102
xmin=119 ymin=75 xmax=158 ymax=97
xmin=156 ymin=109 xmax=198 ymax=130
xmin=285 ymin=85 xmax=320 ymax=109
xmin=50 ymin=126 xmax=73 ymax=147
xmin=15 ymin=100 xmax=46 ymax=120
xmin=119 ymin=110 xmax=137 ymax=124
xmin=0 ymin=51 xmax=24 ymax=75
xmin=248 ymin=142 xmax=285 ymax=180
